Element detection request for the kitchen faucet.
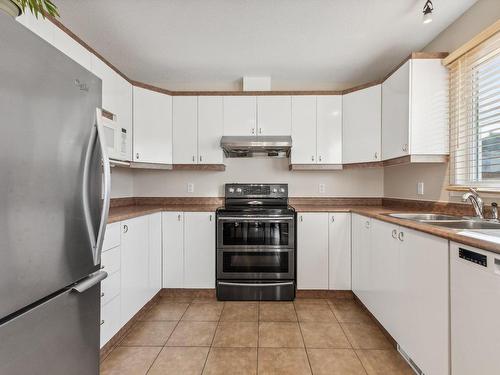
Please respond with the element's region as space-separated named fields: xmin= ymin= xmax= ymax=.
xmin=462 ymin=188 xmax=484 ymax=219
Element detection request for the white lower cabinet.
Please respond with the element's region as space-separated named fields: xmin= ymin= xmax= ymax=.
xmin=100 ymin=294 xmax=120 ymax=347
xmin=184 ymin=212 xmax=216 ymax=288
xmin=328 ymin=213 xmax=351 ymax=290
xmin=148 ymin=213 xmax=162 ymax=298
xmin=352 ymin=215 xmax=449 ymax=375
xmin=297 ymin=213 xmax=329 ymax=289
xmin=162 ymin=212 xmax=184 ymax=288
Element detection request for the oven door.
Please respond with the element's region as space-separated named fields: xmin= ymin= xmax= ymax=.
xmin=217 ymin=248 xmax=295 ymax=280
xmin=217 ymin=216 xmax=295 ymax=249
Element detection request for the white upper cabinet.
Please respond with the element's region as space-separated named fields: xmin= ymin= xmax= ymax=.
xmin=328 ymin=213 xmax=351 ymax=290
xmin=223 ymin=96 xmax=257 ymax=136
xmin=291 ymin=96 xmax=317 ymax=164
xmin=317 ymin=95 xmax=342 ymax=164
xmin=173 ymin=96 xmax=198 ymax=164
xmin=382 ymin=61 xmax=410 ymax=160
xmin=257 ymin=96 xmax=292 ymax=136
xmin=297 ymin=213 xmax=329 ymax=290
xmin=133 ymin=87 xmax=172 ymax=164
xmin=183 ymin=212 xmax=215 ymax=288
xmin=382 ymin=59 xmax=448 ymax=160
xmin=198 ymin=96 xmax=224 ymax=164
xmin=91 ymin=55 xmax=133 ymax=160
xmin=343 ymin=85 xmax=382 ymax=164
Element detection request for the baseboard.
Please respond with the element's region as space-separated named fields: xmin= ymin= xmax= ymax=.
xmin=296 ymin=289 xmax=354 ymax=299
xmin=160 ymin=288 xmax=216 ymax=299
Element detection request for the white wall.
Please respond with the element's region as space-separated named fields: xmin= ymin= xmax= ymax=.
xmin=132 ymin=158 xmax=384 ymax=197
xmin=110 ymin=168 xmax=134 ymax=198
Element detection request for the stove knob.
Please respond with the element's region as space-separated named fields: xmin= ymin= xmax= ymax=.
xmin=280 ymin=188 xmax=285 ymax=193
xmin=272 ymin=188 xmax=278 ymax=193
xmin=236 ymin=188 xmax=242 ymax=193
xmin=228 ymin=187 xmax=235 ymax=193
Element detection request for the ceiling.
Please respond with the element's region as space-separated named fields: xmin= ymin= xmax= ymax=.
xmin=56 ymin=0 xmax=476 ymax=91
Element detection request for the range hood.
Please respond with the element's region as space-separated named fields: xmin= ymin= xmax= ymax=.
xmin=220 ymin=136 xmax=292 ymax=158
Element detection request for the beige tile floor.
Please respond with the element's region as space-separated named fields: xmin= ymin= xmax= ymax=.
xmin=101 ymin=297 xmax=414 ymax=375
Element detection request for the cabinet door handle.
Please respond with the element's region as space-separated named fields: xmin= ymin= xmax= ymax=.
xmin=199 ymin=155 xmax=203 ymax=162
xmin=209 ymin=214 xmax=212 ymax=221
xmin=398 ymin=231 xmax=404 ymax=241
xmin=136 ymin=152 xmax=139 ymax=160
xmin=365 ymin=221 xmax=370 ymax=229
xmin=259 ymin=128 xmax=262 ymax=134
xmin=177 ymin=214 xmax=181 ymax=221
xmin=300 ymin=215 xmax=303 ymax=222
xmin=100 ymin=319 xmax=105 ymax=326
xmin=319 ymin=155 xmax=322 ymax=162
xmin=374 ymin=152 xmax=378 ymax=160
xmin=123 ymin=224 xmax=128 ymax=233
xmin=331 ymin=216 xmax=335 ymax=222
xmin=311 ymin=155 xmax=315 ymax=162
xmin=251 ymin=128 xmax=255 ymax=135
xmin=392 ymin=229 xmax=397 ymax=239
xmin=192 ymin=155 xmax=195 ymax=162
xmin=101 ymin=292 xmax=105 ymax=297
xmin=402 ymin=144 xmax=408 ymax=152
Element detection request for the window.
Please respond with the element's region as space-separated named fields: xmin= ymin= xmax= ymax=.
xmin=448 ymin=28 xmax=500 ymax=188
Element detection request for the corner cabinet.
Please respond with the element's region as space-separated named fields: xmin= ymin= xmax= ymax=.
xmin=133 ymin=87 xmax=172 ymax=165
xmin=352 ymin=215 xmax=449 ymax=375
xmin=382 ymin=59 xmax=448 ymax=161
xmin=343 ymin=85 xmax=382 ymax=164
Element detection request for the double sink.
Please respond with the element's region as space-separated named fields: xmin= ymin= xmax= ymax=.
xmin=386 ymin=213 xmax=500 ymax=230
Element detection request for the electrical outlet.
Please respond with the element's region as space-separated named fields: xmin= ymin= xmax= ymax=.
xmin=187 ymin=183 xmax=194 ymax=193
xmin=417 ymin=182 xmax=424 ymax=195
xmin=319 ymin=183 xmax=326 ymax=194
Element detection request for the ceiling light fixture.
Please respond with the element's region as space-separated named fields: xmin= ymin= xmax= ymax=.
xmin=422 ymin=0 xmax=434 ymax=24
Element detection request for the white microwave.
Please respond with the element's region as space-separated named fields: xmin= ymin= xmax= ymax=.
xmin=101 ymin=112 xmax=128 ymax=161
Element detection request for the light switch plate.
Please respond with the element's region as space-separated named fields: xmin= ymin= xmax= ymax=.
xmin=417 ymin=182 xmax=424 ymax=195
xmin=187 ymin=183 xmax=194 ymax=193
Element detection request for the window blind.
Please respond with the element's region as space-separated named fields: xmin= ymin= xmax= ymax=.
xmin=448 ymin=29 xmax=500 ymax=188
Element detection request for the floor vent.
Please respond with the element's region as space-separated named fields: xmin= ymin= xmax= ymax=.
xmin=397 ymin=344 xmax=424 ymax=375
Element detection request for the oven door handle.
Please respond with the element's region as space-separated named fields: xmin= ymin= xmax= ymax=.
xmin=217 ymin=216 xmax=295 ymax=221
xmin=218 ymin=281 xmax=294 ymax=287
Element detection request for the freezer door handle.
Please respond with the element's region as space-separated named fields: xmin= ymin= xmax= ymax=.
xmin=71 ymin=271 xmax=108 ymax=293
xmin=82 ymin=108 xmax=111 ymax=266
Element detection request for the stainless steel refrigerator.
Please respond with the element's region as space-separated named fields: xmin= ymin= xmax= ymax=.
xmin=0 ymin=13 xmax=111 ymax=375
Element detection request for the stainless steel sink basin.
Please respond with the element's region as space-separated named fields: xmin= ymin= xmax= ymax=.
xmin=426 ymin=220 xmax=500 ymax=230
xmin=386 ymin=213 xmax=464 ymax=221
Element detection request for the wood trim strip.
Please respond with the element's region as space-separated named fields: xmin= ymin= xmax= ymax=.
xmin=129 ymin=80 xmax=175 ymax=96
xmin=172 ymin=164 xmax=226 ymax=171
xmin=382 ymin=52 xmax=449 ymax=82
xmin=342 ymin=161 xmax=384 ymax=169
xmin=289 ymin=164 xmax=343 ymax=171
xmin=342 ymin=80 xmax=382 ymax=95
xmin=443 ymin=20 xmax=500 ymax=66
xmin=172 ymin=90 xmax=343 ymax=96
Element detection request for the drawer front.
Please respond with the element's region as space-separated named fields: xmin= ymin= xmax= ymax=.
xmin=101 ymin=271 xmax=120 ymax=306
xmin=100 ymin=295 xmax=121 ymax=348
xmin=101 ymin=246 xmax=120 ymax=275
xmin=103 ymin=222 xmax=121 ymax=252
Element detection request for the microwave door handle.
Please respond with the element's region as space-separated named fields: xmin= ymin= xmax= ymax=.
xmin=82 ymin=108 xmax=111 ymax=266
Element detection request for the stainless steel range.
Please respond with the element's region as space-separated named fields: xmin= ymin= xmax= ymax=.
xmin=216 ymin=183 xmax=296 ymax=301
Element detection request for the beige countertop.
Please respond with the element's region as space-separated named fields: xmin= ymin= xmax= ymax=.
xmin=108 ymin=203 xmax=500 ymax=254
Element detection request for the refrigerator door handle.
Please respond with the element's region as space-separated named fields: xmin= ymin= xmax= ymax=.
xmin=71 ymin=271 xmax=108 ymax=293
xmin=82 ymin=108 xmax=111 ymax=266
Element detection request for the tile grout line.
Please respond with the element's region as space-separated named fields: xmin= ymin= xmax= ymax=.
xmin=328 ymin=299 xmax=370 ymax=375
xmin=292 ymin=302 xmax=314 ymax=375
xmin=145 ymin=299 xmax=191 ymax=375
xmin=199 ymin=300 xmax=224 ymax=374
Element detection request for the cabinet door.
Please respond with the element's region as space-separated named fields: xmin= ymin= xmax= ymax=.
xmin=148 ymin=213 xmax=162 ymax=298
xmin=369 ymin=219 xmax=400 ymax=339
xmin=257 ymin=96 xmax=291 ymax=136
xmin=297 ymin=213 xmax=329 ymax=289
xmin=410 ymin=59 xmax=449 ymax=155
xmin=291 ymin=96 xmax=317 ymax=164
xmin=343 ymin=85 xmax=382 ymax=163
xmin=133 ymin=87 xmax=172 ymax=164
xmin=162 ymin=212 xmax=184 ymax=288
xmin=173 ymin=96 xmax=198 ymax=164
xmin=399 ymin=228 xmax=449 ymax=375
xmin=198 ymin=96 xmax=223 ymax=164
xmin=351 ymin=214 xmax=372 ymax=308
xmin=184 ymin=212 xmax=215 ymax=288
xmin=328 ymin=213 xmax=351 ymax=290
xmin=223 ymin=96 xmax=257 ymax=136
xmin=121 ymin=216 xmax=149 ymax=324
xmin=382 ymin=60 xmax=410 ymax=160
xmin=317 ymin=96 xmax=342 ymax=164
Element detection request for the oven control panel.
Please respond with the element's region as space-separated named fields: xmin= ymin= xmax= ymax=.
xmin=225 ymin=183 xmax=288 ymax=198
